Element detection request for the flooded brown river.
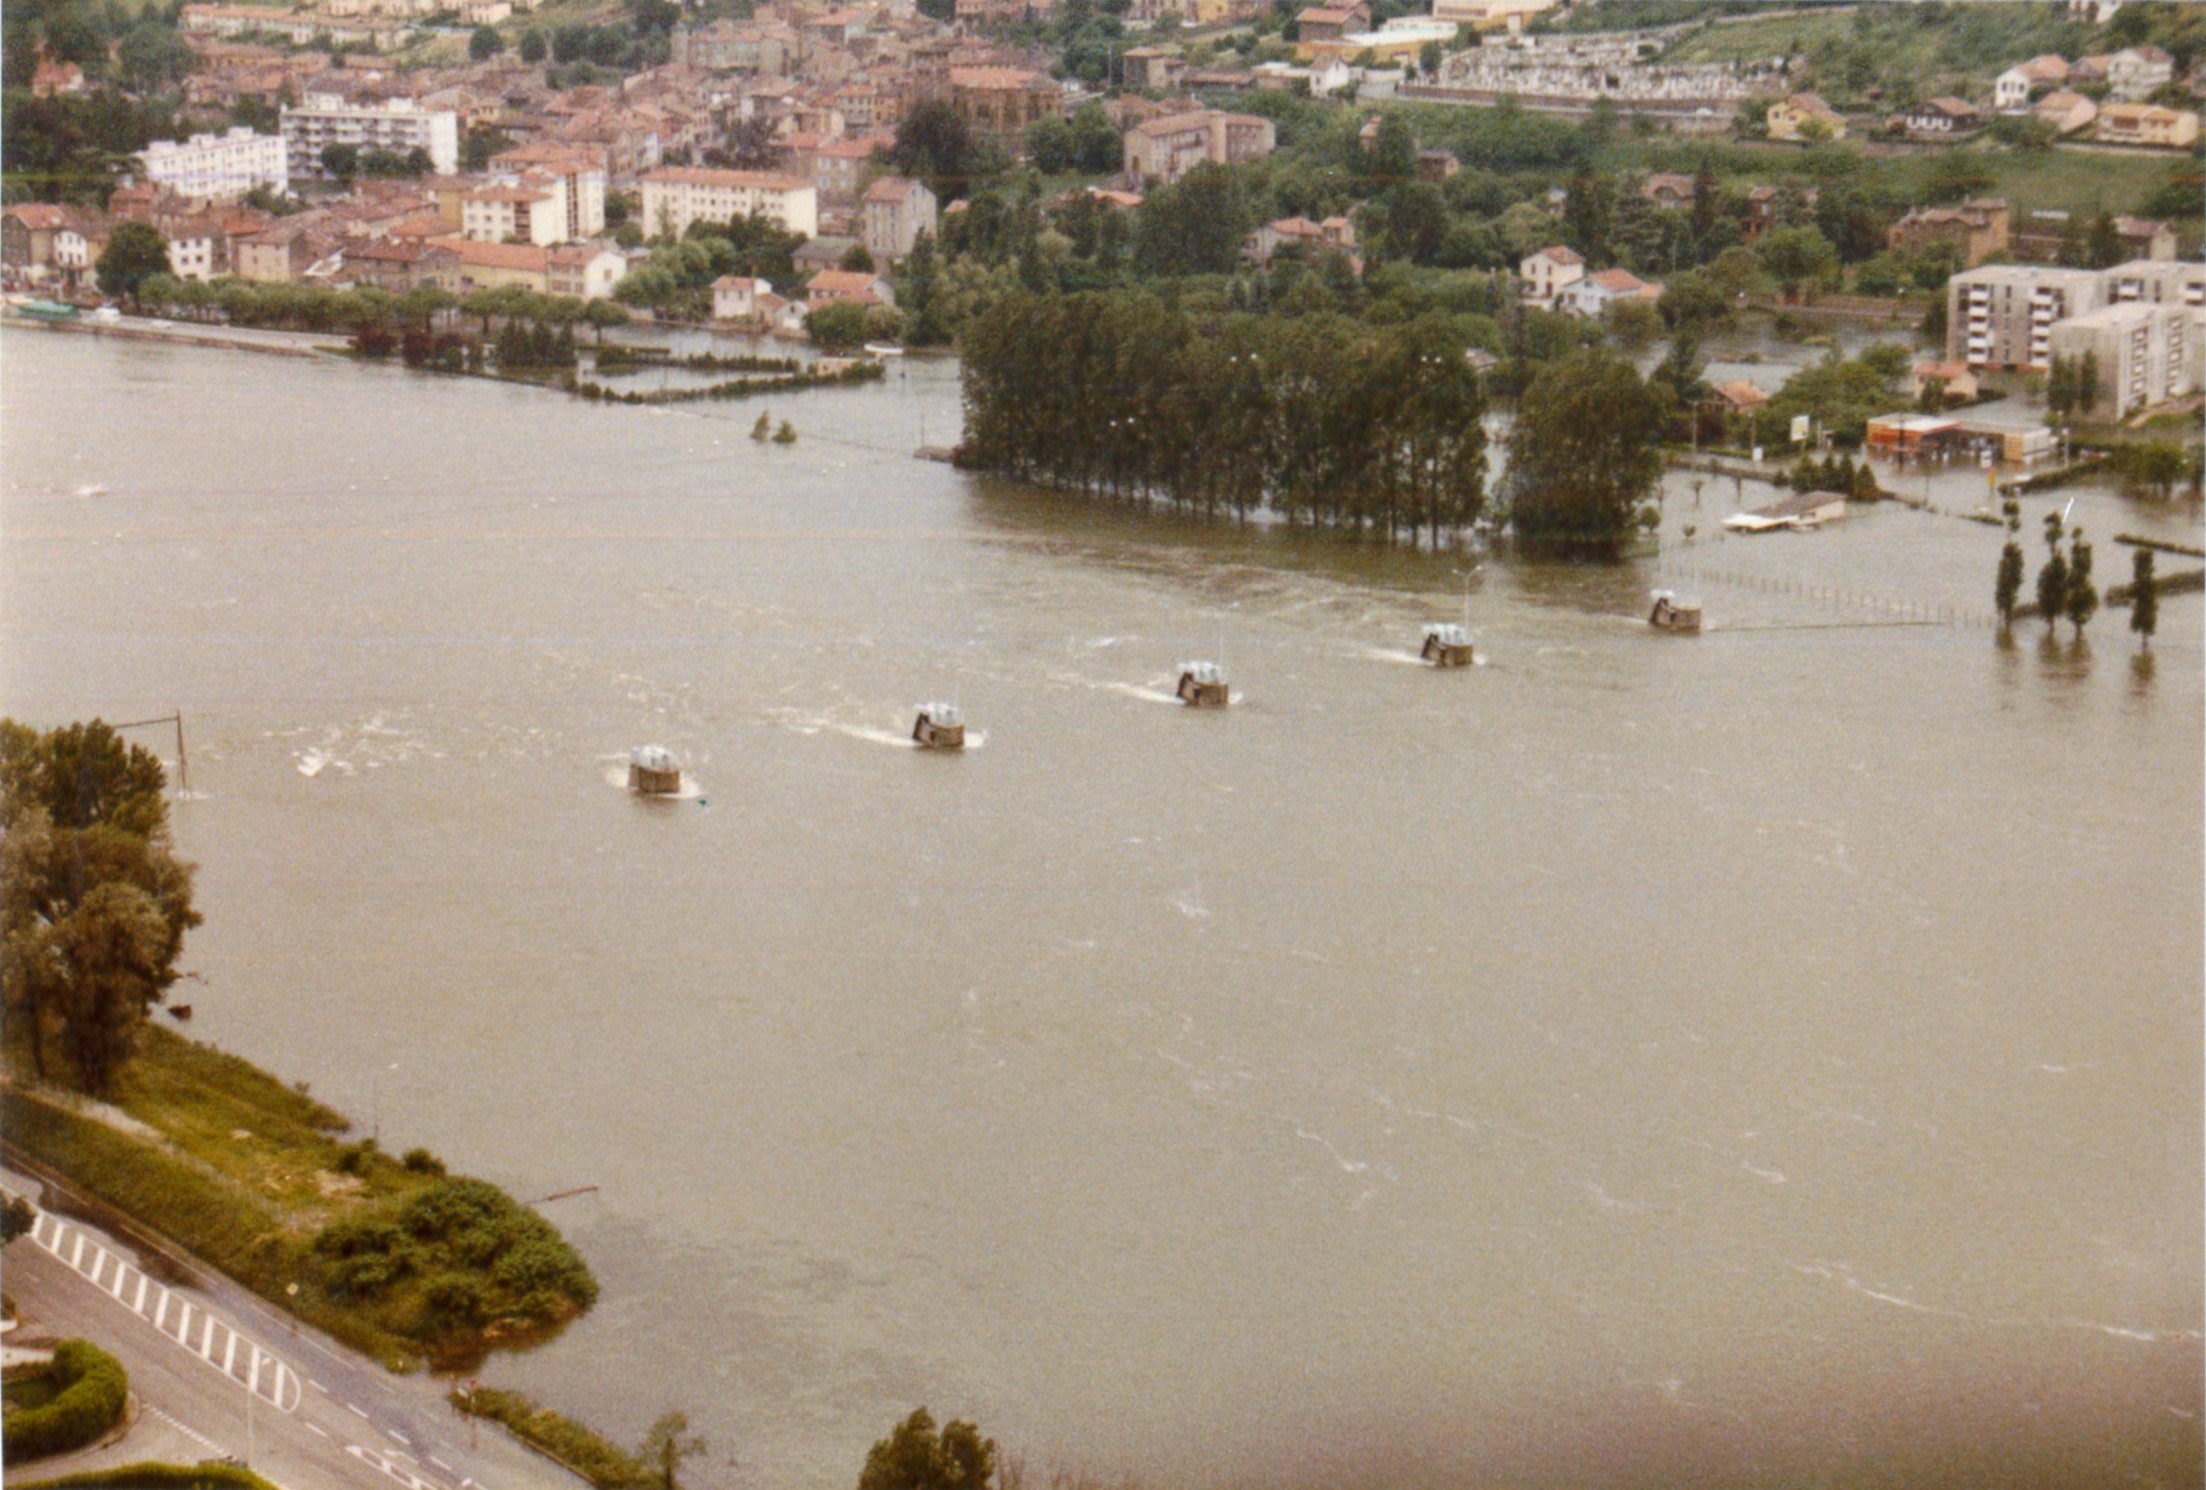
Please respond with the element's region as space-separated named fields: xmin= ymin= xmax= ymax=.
xmin=3 ymin=328 xmax=2200 ymax=1490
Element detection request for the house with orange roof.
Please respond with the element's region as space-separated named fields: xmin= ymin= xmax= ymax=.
xmin=1518 ymin=244 xmax=1583 ymax=305
xmin=804 ymin=266 xmax=894 ymax=309
xmin=1558 ymin=266 xmax=1664 ymax=318
xmin=428 ymin=234 xmax=551 ymax=291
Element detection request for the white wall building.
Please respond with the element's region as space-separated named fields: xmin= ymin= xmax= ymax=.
xmin=639 ymin=167 xmax=818 ymax=240
xmin=280 ymin=94 xmax=460 ymax=178
xmin=2050 ymin=301 xmax=2197 ymax=414
xmin=462 ymin=180 xmax=568 ymax=246
xmin=139 ymin=128 xmax=289 ymax=201
xmin=490 ymin=144 xmax=607 ymax=240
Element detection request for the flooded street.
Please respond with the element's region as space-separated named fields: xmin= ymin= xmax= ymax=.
xmin=3 ymin=328 xmax=2200 ymax=1490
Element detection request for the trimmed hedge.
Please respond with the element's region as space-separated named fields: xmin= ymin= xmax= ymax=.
xmin=3 ymin=1339 xmax=128 ymax=1461
xmin=16 ymin=1460 xmax=281 ymax=1490
xmin=449 ymin=1386 xmax=656 ymax=1490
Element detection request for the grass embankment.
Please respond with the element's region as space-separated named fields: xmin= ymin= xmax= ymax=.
xmin=16 ymin=1462 xmax=284 ymax=1490
xmin=1 ymin=1027 xmax=595 ymax=1372
xmin=449 ymin=1386 xmax=658 ymax=1490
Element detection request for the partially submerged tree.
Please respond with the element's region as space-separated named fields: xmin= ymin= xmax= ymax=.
xmin=2034 ymin=511 xmax=2069 ymax=634
xmin=640 ymin=1411 xmax=706 ymax=1490
xmin=2065 ymin=526 xmax=2098 ymax=639
xmin=1504 ymin=348 xmax=1668 ymax=557
xmin=1994 ymin=499 xmax=2024 ymax=629
xmin=2129 ymin=547 xmax=2157 ymax=650
xmin=857 ymin=1409 xmax=995 ymax=1490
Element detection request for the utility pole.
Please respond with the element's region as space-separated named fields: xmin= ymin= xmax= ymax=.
xmin=112 ymin=712 xmax=188 ymax=797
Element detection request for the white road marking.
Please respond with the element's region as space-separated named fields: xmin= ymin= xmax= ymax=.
xmin=349 ymin=1441 xmax=456 ymax=1490
xmin=312 ymin=1379 xmax=331 ymax=1394
xmin=349 ymin=1403 xmax=374 ymax=1420
xmin=7 ymin=1189 xmax=304 ymax=1412
xmin=307 ymin=1422 xmax=332 ymax=1439
xmin=390 ymin=1430 xmax=412 ymax=1446
xmin=428 ymin=1457 xmax=453 ymax=1472
xmin=146 ymin=1403 xmax=227 ymax=1456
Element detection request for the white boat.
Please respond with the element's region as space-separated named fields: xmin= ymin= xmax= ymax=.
xmin=863 ymin=342 xmax=904 ymax=357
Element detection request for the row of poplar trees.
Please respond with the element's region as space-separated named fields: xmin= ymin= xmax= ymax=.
xmin=960 ymin=290 xmax=1491 ymax=545
xmin=1993 ymin=501 xmax=2158 ymax=647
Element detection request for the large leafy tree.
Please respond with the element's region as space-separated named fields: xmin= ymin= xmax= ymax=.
xmin=117 ymin=22 xmax=196 ymax=95
xmin=94 ymin=225 xmax=165 ymax=296
xmin=857 ymin=1409 xmax=994 ymax=1490
xmin=1131 ymin=163 xmax=1254 ymax=276
xmin=1504 ymin=347 xmax=1669 ymax=556
xmin=1 ymin=720 xmax=200 ymax=1091
xmin=890 ymin=100 xmax=983 ymax=203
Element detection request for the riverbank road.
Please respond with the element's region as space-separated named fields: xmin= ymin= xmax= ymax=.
xmin=1 ymin=1156 xmax=586 ymax=1490
xmin=1 ymin=308 xmax=344 ymax=358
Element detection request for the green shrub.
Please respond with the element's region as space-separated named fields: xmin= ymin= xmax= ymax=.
xmin=3 ymin=1339 xmax=128 ymax=1462
xmin=333 ymin=1138 xmax=380 ymax=1175
xmin=14 ymin=1459 xmax=282 ymax=1490
xmin=449 ymin=1387 xmax=656 ymax=1490
xmin=400 ymin=1147 xmax=446 ymax=1175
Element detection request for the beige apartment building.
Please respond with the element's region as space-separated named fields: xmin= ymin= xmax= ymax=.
xmin=1945 ymin=265 xmax=2105 ymax=371
xmin=639 ymin=166 xmax=819 ymax=239
xmin=2049 ymin=302 xmax=2198 ymax=415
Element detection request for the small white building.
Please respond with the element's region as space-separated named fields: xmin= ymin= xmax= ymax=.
xmin=1723 ymin=490 xmax=1847 ymax=533
xmin=1993 ymin=66 xmax=2034 ymax=112
xmin=1519 ymin=244 xmax=1583 ymax=305
xmin=138 ymin=127 xmax=288 ymax=202
xmin=1558 ymin=266 xmax=1662 ymax=318
xmin=711 ymin=273 xmax=764 ymax=322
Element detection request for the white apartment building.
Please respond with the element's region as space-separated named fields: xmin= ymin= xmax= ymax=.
xmin=2049 ymin=301 xmax=2198 ymax=415
xmin=639 ymin=167 xmax=818 ymax=240
xmin=1945 ymin=265 xmax=2105 ymax=371
xmin=1947 ymin=259 xmax=2206 ymax=405
xmin=139 ymin=128 xmax=288 ymax=201
xmin=280 ymin=94 xmax=460 ymax=178
xmin=2104 ymin=257 xmax=2206 ymax=310
xmin=462 ymin=180 xmax=568 ymax=246
xmin=490 ymin=144 xmax=606 ymax=239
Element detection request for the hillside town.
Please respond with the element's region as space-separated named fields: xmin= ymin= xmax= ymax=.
xmin=5 ymin=0 xmax=2202 ymax=372
xmin=4 ymin=4 xmax=2205 ymax=1490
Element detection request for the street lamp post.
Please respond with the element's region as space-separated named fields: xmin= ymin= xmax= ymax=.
xmin=371 ymin=1062 xmax=399 ymax=1145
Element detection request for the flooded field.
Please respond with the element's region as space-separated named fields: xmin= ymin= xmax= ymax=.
xmin=2 ymin=328 xmax=2199 ymax=1490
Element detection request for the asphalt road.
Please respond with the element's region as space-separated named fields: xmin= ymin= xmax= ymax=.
xmin=2 ymin=1154 xmax=588 ymax=1490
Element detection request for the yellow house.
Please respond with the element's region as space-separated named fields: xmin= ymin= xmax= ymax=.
xmin=2097 ymin=103 xmax=2201 ymax=149
xmin=429 ymin=235 xmax=551 ymax=293
xmin=1767 ymin=92 xmax=1847 ymax=143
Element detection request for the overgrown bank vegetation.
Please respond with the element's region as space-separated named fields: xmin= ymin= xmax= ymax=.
xmin=1 ymin=720 xmax=595 ymax=1370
